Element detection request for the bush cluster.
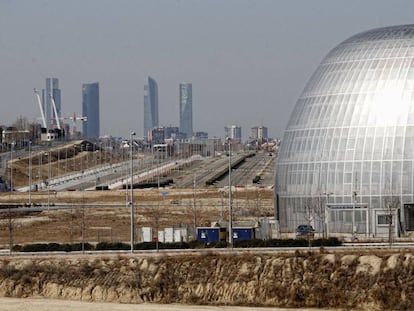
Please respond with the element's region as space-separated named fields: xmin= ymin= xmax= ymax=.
xmin=15 ymin=237 xmax=341 ymax=253
xmin=96 ymin=242 xmax=130 ymax=250
xmin=234 ymin=237 xmax=342 ymax=248
xmin=20 ymin=243 xmax=93 ymax=252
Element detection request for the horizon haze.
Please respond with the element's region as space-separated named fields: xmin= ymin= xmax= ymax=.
xmin=1 ymin=0 xmax=414 ymax=139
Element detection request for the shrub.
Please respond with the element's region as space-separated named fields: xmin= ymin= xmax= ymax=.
xmin=188 ymin=240 xmax=206 ymax=249
xmin=21 ymin=243 xmax=48 ymax=252
xmin=134 ymin=242 xmax=156 ymax=250
xmin=12 ymin=245 xmax=22 ymax=252
xmin=159 ymin=242 xmax=190 ymax=249
xmin=96 ymin=242 xmax=130 ymax=250
xmin=47 ymin=243 xmax=61 ymax=251
xmin=212 ymin=241 xmax=228 ymax=248
xmin=311 ymin=237 xmax=342 ymax=247
xmin=20 ymin=242 xmax=94 ymax=252
xmin=229 ymin=238 xmax=342 ymax=248
xmin=234 ymin=239 xmax=265 ymax=248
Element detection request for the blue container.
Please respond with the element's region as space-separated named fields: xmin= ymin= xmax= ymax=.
xmin=197 ymin=228 xmax=220 ymax=243
xmin=232 ymin=228 xmax=255 ymax=241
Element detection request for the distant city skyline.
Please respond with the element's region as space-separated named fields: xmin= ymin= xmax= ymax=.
xmin=1 ymin=1 xmax=414 ymax=139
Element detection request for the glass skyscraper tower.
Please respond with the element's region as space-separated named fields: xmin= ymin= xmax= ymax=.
xmin=42 ymin=78 xmax=61 ymax=129
xmin=144 ymin=77 xmax=159 ymax=139
xmin=179 ymin=83 xmax=193 ymax=138
xmin=225 ymin=125 xmax=242 ymax=142
xmin=82 ymin=82 xmax=100 ymax=139
xmin=276 ymin=24 xmax=414 ymax=235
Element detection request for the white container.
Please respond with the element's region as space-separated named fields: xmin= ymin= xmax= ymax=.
xmin=158 ymin=230 xmax=165 ymax=243
xmin=164 ymin=227 xmax=174 ymax=243
xmin=174 ymin=228 xmax=181 ymax=242
xmin=142 ymin=227 xmax=153 ymax=242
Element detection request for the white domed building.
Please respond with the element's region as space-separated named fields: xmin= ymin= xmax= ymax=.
xmin=275 ymin=25 xmax=414 ymax=238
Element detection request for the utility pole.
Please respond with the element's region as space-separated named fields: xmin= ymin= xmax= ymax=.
xmin=28 ymin=141 xmax=32 ymax=205
xmin=8 ymin=207 xmax=13 ymax=255
xmin=352 ymin=191 xmax=357 ymax=241
xmin=9 ymin=142 xmax=14 ymax=192
xmin=81 ymin=204 xmax=85 ymax=253
xmin=322 ymin=192 xmax=333 ymax=239
xmin=193 ymin=173 xmax=197 ymax=235
xmin=219 ymin=190 xmax=224 ymax=221
xmin=47 ymin=149 xmax=51 ymax=209
xmin=130 ymin=131 xmax=136 ymax=253
xmin=227 ymin=137 xmax=233 ymax=248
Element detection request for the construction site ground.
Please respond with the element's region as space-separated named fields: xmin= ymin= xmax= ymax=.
xmin=0 ymin=143 xmax=275 ymax=247
xmin=0 ymin=186 xmax=274 ymax=247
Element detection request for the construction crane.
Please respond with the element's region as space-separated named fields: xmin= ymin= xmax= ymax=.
xmin=49 ymin=93 xmax=61 ymax=130
xmin=63 ymin=113 xmax=87 ymax=137
xmin=34 ymin=88 xmax=47 ymax=129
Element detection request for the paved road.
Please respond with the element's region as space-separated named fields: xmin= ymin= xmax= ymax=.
xmin=173 ymin=152 xmax=275 ymax=189
xmin=15 ymin=151 xmax=274 ymax=192
xmin=216 ymin=152 xmax=275 ymax=188
xmin=175 ymin=156 xmax=237 ymax=188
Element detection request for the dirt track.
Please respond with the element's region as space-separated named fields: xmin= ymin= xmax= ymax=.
xmin=0 ymin=298 xmax=336 ymax=310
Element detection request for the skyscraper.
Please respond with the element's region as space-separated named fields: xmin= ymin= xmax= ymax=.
xmin=82 ymin=82 xmax=100 ymax=139
xmin=179 ymin=83 xmax=193 ymax=138
xmin=42 ymin=78 xmax=61 ymax=129
xmin=225 ymin=125 xmax=242 ymax=142
xmin=250 ymin=126 xmax=268 ymax=142
xmin=144 ymin=77 xmax=159 ymax=139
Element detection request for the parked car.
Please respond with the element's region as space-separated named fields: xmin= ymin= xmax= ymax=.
xmin=296 ymin=225 xmax=315 ymax=239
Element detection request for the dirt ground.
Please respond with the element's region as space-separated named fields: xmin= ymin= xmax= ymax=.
xmin=0 ymin=188 xmax=274 ymax=246
xmin=0 ymin=298 xmax=337 ymax=311
xmin=2 ymin=144 xmax=274 ymax=246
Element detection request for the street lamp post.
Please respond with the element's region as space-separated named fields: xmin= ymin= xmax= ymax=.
xmin=57 ymin=148 xmax=60 ymax=177
xmin=86 ymin=143 xmax=90 ymax=172
xmin=73 ymin=146 xmax=76 ymax=172
xmin=219 ymin=190 xmax=225 ymax=221
xmin=352 ymin=191 xmax=357 ymax=241
xmin=227 ymin=138 xmax=233 ymax=247
xmin=38 ymin=152 xmax=42 ymax=188
xmin=80 ymin=144 xmax=83 ymax=173
xmin=322 ymin=192 xmax=333 ymax=239
xmin=130 ymin=131 xmax=136 ymax=253
xmin=156 ymin=146 xmax=161 ymax=189
xmin=193 ymin=173 xmax=197 ymax=235
xmin=47 ymin=150 xmax=51 ymax=209
xmin=65 ymin=147 xmax=68 ymax=175
xmin=9 ymin=142 xmax=14 ymax=192
xmin=28 ymin=141 xmax=32 ymax=205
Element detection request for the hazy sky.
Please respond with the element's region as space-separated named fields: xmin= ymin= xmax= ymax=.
xmin=1 ymin=0 xmax=414 ymax=139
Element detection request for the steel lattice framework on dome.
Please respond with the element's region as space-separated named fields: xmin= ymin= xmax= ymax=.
xmin=275 ymin=24 xmax=414 ymax=239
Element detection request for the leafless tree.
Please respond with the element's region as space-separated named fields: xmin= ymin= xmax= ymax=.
xmin=382 ymin=195 xmax=400 ymax=248
xmin=304 ymin=198 xmax=315 ymax=248
xmin=0 ymin=208 xmax=17 ymax=254
xmin=146 ymin=201 xmax=166 ymax=248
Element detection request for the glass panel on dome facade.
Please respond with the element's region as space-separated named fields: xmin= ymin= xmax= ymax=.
xmin=276 ymin=25 xmax=414 ymax=233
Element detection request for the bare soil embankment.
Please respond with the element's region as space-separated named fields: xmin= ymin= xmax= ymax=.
xmin=1 ymin=250 xmax=414 ymax=310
